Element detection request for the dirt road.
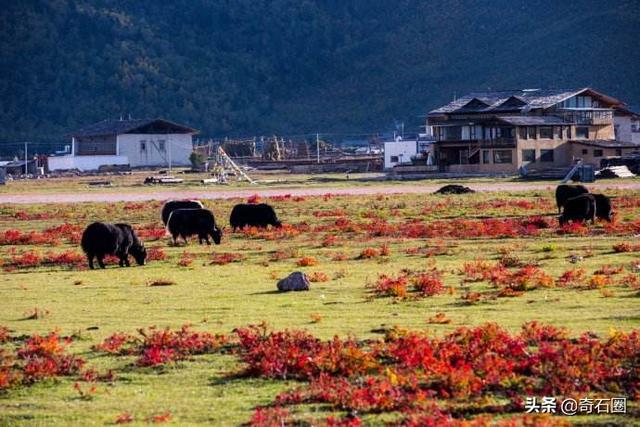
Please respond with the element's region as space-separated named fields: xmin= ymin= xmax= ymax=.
xmin=1 ymin=181 xmax=640 ymax=204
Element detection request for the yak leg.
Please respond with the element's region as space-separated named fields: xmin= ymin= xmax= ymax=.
xmin=119 ymin=254 xmax=130 ymax=267
xmin=97 ymin=256 xmax=106 ymax=269
xmin=87 ymin=254 xmax=95 ymax=270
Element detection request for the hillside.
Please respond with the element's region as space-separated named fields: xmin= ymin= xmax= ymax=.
xmin=1 ymin=0 xmax=639 ymax=145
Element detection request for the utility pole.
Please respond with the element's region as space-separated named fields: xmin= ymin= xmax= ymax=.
xmin=167 ymin=137 xmax=172 ymax=173
xmin=24 ymin=142 xmax=28 ymax=175
xmin=316 ymin=133 xmax=320 ymax=164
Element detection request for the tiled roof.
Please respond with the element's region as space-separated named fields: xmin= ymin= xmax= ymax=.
xmin=68 ymin=118 xmax=197 ymax=137
xmin=429 ymin=87 xmax=623 ymax=115
xmin=429 ymin=89 xmax=582 ymax=114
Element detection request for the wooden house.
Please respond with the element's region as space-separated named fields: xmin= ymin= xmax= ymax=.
xmin=427 ymin=88 xmax=640 ymax=175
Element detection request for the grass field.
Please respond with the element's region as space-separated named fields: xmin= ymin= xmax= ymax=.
xmin=1 ymin=187 xmax=640 ymax=425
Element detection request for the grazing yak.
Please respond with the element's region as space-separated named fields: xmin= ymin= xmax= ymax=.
xmin=161 ymin=199 xmax=204 ymax=226
xmin=592 ymin=193 xmax=614 ymax=222
xmin=81 ymin=222 xmax=147 ymax=269
xmin=229 ymin=203 xmax=282 ymax=231
xmin=434 ymin=184 xmax=475 ymax=194
xmin=555 ymin=184 xmax=589 ymax=213
xmin=167 ymin=208 xmax=222 ymax=245
xmin=559 ymin=194 xmax=596 ymax=226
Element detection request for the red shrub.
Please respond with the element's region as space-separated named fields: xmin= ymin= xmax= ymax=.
xmin=556 ymin=269 xmax=586 ymax=287
xmin=146 ymin=247 xmax=167 ymax=261
xmin=613 ymin=242 xmax=634 ymax=253
xmin=211 ymin=252 xmax=245 ymax=265
xmin=321 ymin=234 xmax=339 ymax=247
xmin=247 ymin=194 xmax=262 ymax=204
xmin=411 ymin=270 xmax=445 ymax=297
xmin=94 ymin=325 xmax=228 ymax=367
xmin=250 ymin=407 xmax=290 ymax=427
xmin=16 ymin=333 xmax=85 ymax=384
xmin=358 ymin=247 xmax=380 ymax=259
xmin=297 ymin=256 xmax=317 ymax=267
xmin=371 ymin=274 xmax=408 ymax=298
xmin=308 ymin=272 xmax=330 ymax=282
xmin=177 ymin=252 xmax=194 ymax=267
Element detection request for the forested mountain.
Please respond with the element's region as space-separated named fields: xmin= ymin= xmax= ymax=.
xmin=1 ymin=0 xmax=639 ymax=144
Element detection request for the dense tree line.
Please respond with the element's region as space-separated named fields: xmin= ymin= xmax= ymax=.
xmin=0 ymin=0 xmax=638 ymax=152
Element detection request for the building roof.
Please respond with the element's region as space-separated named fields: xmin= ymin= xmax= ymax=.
xmin=571 ymin=139 xmax=640 ymax=148
xmin=429 ymin=88 xmax=624 ymax=116
xmin=68 ymin=118 xmax=197 ymax=138
xmin=495 ymin=115 xmax=572 ymax=126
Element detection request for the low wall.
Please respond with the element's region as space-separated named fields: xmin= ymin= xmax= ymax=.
xmin=48 ymin=155 xmax=129 ymax=171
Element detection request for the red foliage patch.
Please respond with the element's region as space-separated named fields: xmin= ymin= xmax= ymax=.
xmin=238 ymin=322 xmax=640 ymax=424
xmin=146 ymin=247 xmax=167 ymax=261
xmin=296 ymin=256 xmax=317 ymax=267
xmin=1 ymin=332 xmax=85 ymax=390
xmin=210 ymin=252 xmax=245 ymax=265
xmin=93 ymin=325 xmax=228 ymax=367
xmin=411 ymin=270 xmax=445 ymax=297
xmin=247 ymin=194 xmax=262 ymax=204
xmin=308 ymin=272 xmax=330 ymax=282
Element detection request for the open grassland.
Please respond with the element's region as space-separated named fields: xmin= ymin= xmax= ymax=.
xmin=1 ymin=188 xmax=640 ymax=425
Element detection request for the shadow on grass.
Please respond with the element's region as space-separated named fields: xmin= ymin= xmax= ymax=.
xmin=248 ymin=289 xmax=283 ymax=295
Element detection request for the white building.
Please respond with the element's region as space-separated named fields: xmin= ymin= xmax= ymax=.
xmin=615 ymin=107 xmax=640 ymax=145
xmin=48 ymin=118 xmax=197 ymax=171
xmin=383 ymin=137 xmax=434 ymax=169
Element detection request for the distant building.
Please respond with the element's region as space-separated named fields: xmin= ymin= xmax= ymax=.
xmin=48 ymin=118 xmax=197 ymax=171
xmin=614 ymin=106 xmax=640 ymax=145
xmin=427 ymin=88 xmax=640 ymax=174
xmin=0 ymin=159 xmax=38 ymax=175
xmin=384 ymin=136 xmax=434 ymax=169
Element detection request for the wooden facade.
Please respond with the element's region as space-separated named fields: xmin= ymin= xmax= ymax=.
xmin=427 ymin=88 xmax=636 ymax=174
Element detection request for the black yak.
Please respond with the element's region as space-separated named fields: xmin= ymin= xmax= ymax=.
xmin=229 ymin=203 xmax=282 ymax=231
xmin=592 ymin=193 xmax=614 ymax=222
xmin=161 ymin=200 xmax=204 ymax=226
xmin=166 ymin=208 xmax=222 ymax=245
xmin=555 ymin=184 xmax=589 ymax=213
xmin=81 ymin=222 xmax=147 ymax=269
xmin=559 ymin=194 xmax=596 ymax=226
xmin=434 ymin=184 xmax=475 ymax=194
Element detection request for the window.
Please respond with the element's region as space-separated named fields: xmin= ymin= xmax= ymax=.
xmin=581 ymin=149 xmax=588 ymax=155
xmin=158 ymin=140 xmax=166 ymax=152
xmin=539 ymin=127 xmax=553 ymax=139
xmin=482 ymin=150 xmax=491 ymax=164
xmin=576 ymin=127 xmax=589 ymax=138
xmin=447 ymin=126 xmax=462 ymax=140
xmin=527 ymin=127 xmax=537 ymax=139
xmin=554 ymin=126 xmax=563 ymax=139
xmin=540 ymin=149 xmax=554 ymax=162
xmin=390 ymin=155 xmax=399 ymax=163
xmin=518 ymin=127 xmax=528 ymax=140
xmin=469 ymin=126 xmax=477 ymax=140
xmin=493 ymin=150 xmax=512 ymax=164
xmin=140 ymin=140 xmax=147 ymax=151
xmin=593 ymin=149 xmax=603 ymax=157
xmin=615 ymin=149 xmax=622 ymax=156
xmin=522 ymin=149 xmax=535 ymax=163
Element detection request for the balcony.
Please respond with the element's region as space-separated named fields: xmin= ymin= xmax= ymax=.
xmin=436 ymin=138 xmax=516 ymax=148
xmin=555 ymin=109 xmax=613 ymax=125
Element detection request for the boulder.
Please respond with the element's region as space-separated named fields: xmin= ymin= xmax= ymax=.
xmin=277 ymin=272 xmax=310 ymax=292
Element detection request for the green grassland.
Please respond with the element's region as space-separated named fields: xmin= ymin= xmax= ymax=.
xmin=1 ymin=189 xmax=640 ymax=425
